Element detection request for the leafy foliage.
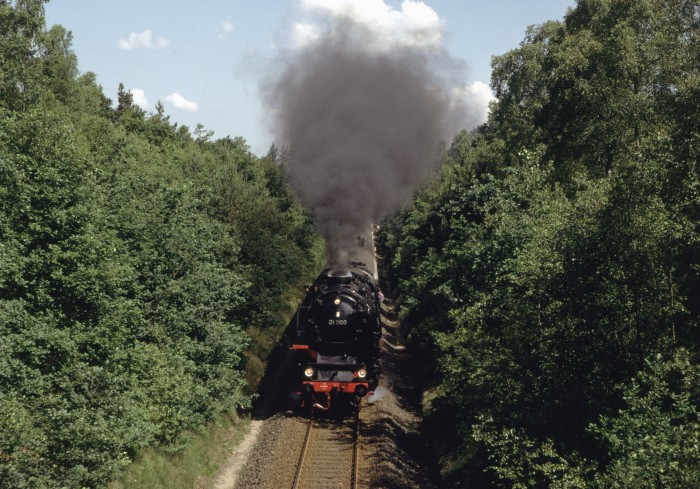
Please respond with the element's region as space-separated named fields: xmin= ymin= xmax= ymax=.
xmin=591 ymin=351 xmax=700 ymax=488
xmin=381 ymin=0 xmax=700 ymax=486
xmin=0 ymin=2 xmax=321 ymax=487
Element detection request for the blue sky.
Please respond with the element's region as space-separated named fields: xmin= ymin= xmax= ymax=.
xmin=45 ymin=0 xmax=575 ymax=156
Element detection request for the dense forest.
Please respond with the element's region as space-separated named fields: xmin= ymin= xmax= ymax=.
xmin=2 ymin=0 xmax=699 ymax=487
xmin=381 ymin=0 xmax=699 ymax=487
xmin=0 ymin=1 xmax=321 ymax=487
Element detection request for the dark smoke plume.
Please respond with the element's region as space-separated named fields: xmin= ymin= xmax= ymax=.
xmin=263 ymin=12 xmax=469 ymax=270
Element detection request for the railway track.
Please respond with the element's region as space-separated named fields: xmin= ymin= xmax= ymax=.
xmin=291 ymin=411 xmax=361 ymax=489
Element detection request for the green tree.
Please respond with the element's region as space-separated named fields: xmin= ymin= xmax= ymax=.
xmin=0 ymin=4 xmax=321 ymax=486
xmin=0 ymin=0 xmax=47 ymax=110
xmin=381 ymin=3 xmax=700 ymax=486
xmin=591 ymin=351 xmax=700 ymax=488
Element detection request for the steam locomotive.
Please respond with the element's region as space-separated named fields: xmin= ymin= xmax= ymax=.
xmin=289 ymin=262 xmax=382 ymax=411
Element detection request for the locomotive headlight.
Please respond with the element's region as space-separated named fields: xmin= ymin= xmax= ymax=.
xmin=357 ymin=368 xmax=367 ymax=379
xmin=334 ymin=297 xmax=341 ymax=305
xmin=304 ymin=367 xmax=314 ymax=378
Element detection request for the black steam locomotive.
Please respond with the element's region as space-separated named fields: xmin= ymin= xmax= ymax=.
xmin=289 ymin=263 xmax=382 ymax=411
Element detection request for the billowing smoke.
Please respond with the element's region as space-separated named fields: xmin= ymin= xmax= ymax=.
xmin=262 ymin=1 xmax=482 ymax=270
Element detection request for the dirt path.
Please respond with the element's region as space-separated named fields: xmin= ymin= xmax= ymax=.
xmin=210 ymin=420 xmax=263 ymax=489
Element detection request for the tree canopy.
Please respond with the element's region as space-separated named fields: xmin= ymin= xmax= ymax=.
xmin=381 ymin=0 xmax=700 ymax=486
xmin=0 ymin=2 xmax=321 ymax=486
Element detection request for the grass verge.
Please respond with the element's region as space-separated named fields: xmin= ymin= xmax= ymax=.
xmin=107 ymin=412 xmax=249 ymax=489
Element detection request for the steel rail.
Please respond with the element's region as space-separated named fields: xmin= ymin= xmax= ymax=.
xmin=351 ymin=410 xmax=360 ymax=489
xmin=291 ymin=419 xmax=314 ymax=489
xmin=291 ymin=410 xmax=361 ymax=489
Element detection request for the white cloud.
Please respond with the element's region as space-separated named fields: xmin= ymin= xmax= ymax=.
xmin=130 ymin=88 xmax=150 ymax=110
xmin=164 ymin=92 xmax=199 ymax=112
xmin=218 ymin=20 xmax=234 ymax=40
xmin=453 ymin=81 xmax=496 ymax=126
xmin=292 ymin=22 xmax=322 ymax=47
xmin=295 ymin=0 xmax=443 ymax=51
xmin=118 ymin=29 xmax=170 ymax=50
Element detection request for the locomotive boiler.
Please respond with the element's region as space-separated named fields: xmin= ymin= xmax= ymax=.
xmin=289 ymin=262 xmax=382 ymax=411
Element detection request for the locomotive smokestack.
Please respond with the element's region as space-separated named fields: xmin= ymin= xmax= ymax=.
xmin=262 ymin=1 xmax=476 ymax=271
